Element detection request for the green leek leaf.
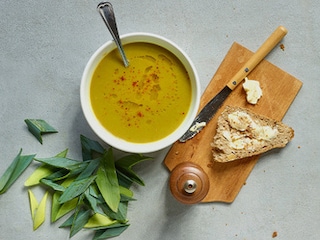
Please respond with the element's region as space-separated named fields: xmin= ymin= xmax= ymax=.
xmin=59 ymin=208 xmax=88 ymax=228
xmin=80 ymin=135 xmax=105 ymax=160
xmin=99 ymin=201 xmax=128 ymax=223
xmin=115 ymin=154 xmax=152 ymax=186
xmin=43 ymin=161 xmax=89 ymax=182
xmin=88 ymin=183 xmax=100 ymax=199
xmin=70 ymin=195 xmax=89 ymax=238
xmin=51 ymin=192 xmax=61 ymax=222
xmin=119 ymin=185 xmax=133 ymax=199
xmin=40 ymin=178 xmax=66 ymax=192
xmin=68 ymin=161 xmax=90 ymax=177
xmin=0 ymin=149 xmax=35 ymax=194
xmin=117 ymin=171 xmax=134 ymax=189
xmin=76 ymin=158 xmax=100 ymax=181
xmin=120 ymin=194 xmax=136 ymax=202
xmin=55 ymin=149 xmax=69 ymax=158
xmin=95 ymin=148 xmax=120 ymax=213
xmin=59 ymin=212 xmax=75 ymax=228
xmin=43 ymin=168 xmax=70 ymax=181
xmin=93 ymin=225 xmax=129 ymax=240
xmin=59 ymin=175 xmax=97 ymax=204
xmin=84 ymin=188 xmax=102 ymax=214
xmin=87 ymin=222 xmax=128 ymax=231
xmin=0 ymin=150 xmax=21 ymax=192
xmin=34 ymin=157 xmax=82 ymax=169
xmin=25 ymin=119 xmax=58 ymax=144
xmin=59 ymin=208 xmax=91 ymax=238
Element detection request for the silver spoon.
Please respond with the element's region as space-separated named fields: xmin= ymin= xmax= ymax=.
xmin=97 ymin=2 xmax=129 ymax=67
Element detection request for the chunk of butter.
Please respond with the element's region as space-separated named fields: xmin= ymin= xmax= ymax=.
xmin=189 ymin=121 xmax=206 ymax=132
xmin=242 ymin=77 xmax=262 ymax=104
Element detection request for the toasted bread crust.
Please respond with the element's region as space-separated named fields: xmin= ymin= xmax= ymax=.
xmin=211 ymin=106 xmax=294 ymax=162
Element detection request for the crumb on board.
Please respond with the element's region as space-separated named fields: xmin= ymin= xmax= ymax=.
xmin=207 ymin=163 xmax=214 ymax=168
xmin=280 ymin=43 xmax=285 ymax=51
xmin=272 ymin=231 xmax=278 ymax=238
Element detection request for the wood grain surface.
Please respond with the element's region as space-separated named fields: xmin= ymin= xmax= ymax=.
xmin=164 ymin=42 xmax=303 ymax=203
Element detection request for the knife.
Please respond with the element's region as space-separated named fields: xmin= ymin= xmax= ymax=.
xmin=179 ymin=26 xmax=288 ymax=142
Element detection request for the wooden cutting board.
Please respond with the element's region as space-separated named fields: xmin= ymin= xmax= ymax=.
xmin=164 ymin=42 xmax=302 ymax=203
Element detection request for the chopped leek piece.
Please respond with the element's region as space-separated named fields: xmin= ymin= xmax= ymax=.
xmin=40 ymin=178 xmax=66 ymax=192
xmin=119 ymin=185 xmax=133 ymax=198
xmin=76 ymin=158 xmax=100 ymax=181
xmin=93 ymin=225 xmax=129 ymax=240
xmin=58 ymin=175 xmax=96 ymax=204
xmin=55 ymin=149 xmax=69 ymax=158
xmin=0 ymin=149 xmax=35 ymax=194
xmin=51 ymin=192 xmax=79 ymax=222
xmin=33 ymin=191 xmax=49 ymax=230
xmin=80 ymin=134 xmax=104 ymax=160
xmin=117 ymin=171 xmax=134 ymax=189
xmin=24 ymin=119 xmax=58 ymax=144
xmin=24 ymin=165 xmax=55 ymax=187
xmin=51 ymin=185 xmax=79 ymax=222
xmin=99 ymin=201 xmax=128 ymax=223
xmin=51 ymin=192 xmax=61 ymax=222
xmin=60 ymin=208 xmax=91 ymax=237
xmin=28 ymin=190 xmax=49 ymax=230
xmin=84 ymin=213 xmax=117 ymax=228
xmin=28 ymin=189 xmax=38 ymax=219
xmin=115 ymin=154 xmax=153 ymax=186
xmin=33 ymin=157 xmax=82 ymax=169
xmin=96 ymin=149 xmax=120 ymax=213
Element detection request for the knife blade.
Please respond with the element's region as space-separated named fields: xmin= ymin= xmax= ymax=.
xmin=179 ymin=26 xmax=288 ymax=142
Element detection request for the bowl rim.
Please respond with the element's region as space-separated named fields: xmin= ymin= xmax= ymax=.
xmin=80 ymin=32 xmax=200 ymax=153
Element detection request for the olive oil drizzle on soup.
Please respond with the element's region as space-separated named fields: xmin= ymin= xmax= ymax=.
xmin=90 ymin=42 xmax=192 ymax=143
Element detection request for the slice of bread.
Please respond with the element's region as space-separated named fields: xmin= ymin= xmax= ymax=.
xmin=211 ymin=105 xmax=294 ymax=162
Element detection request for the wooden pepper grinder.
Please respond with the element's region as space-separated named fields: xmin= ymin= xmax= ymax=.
xmin=169 ymin=162 xmax=210 ymax=204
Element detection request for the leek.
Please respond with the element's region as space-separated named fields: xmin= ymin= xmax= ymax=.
xmin=24 ymin=119 xmax=57 ymax=144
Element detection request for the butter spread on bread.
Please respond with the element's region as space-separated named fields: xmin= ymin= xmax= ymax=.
xmin=211 ymin=106 xmax=294 ymax=162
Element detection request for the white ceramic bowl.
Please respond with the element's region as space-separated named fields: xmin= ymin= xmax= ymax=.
xmin=81 ymin=32 xmax=200 ymax=153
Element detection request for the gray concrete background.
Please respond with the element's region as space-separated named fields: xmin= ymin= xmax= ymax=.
xmin=0 ymin=0 xmax=319 ymax=239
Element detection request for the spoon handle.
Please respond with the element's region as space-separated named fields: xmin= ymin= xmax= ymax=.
xmin=97 ymin=2 xmax=129 ymax=67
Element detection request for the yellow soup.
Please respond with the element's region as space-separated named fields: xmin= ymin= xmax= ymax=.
xmin=90 ymin=42 xmax=192 ymax=143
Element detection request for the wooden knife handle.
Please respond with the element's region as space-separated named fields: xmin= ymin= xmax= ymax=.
xmin=226 ymin=25 xmax=288 ymax=90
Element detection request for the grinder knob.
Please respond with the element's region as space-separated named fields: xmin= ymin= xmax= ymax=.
xmin=169 ymin=162 xmax=209 ymax=204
